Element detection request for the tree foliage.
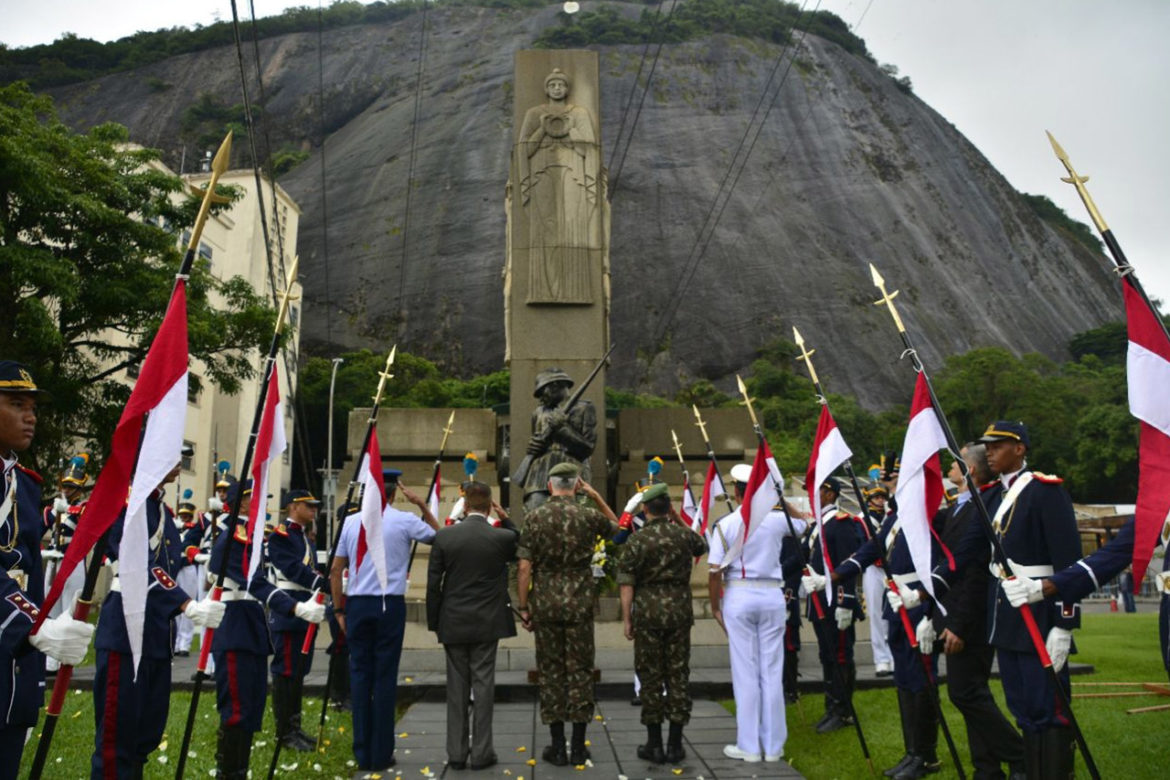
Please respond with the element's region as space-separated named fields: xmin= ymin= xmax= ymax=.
xmin=0 ymin=83 xmax=276 ymax=471
xmin=1020 ymin=193 xmax=1103 ymax=254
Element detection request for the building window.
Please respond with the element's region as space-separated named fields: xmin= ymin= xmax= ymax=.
xmin=282 ymin=450 xmax=290 ymax=465
xmin=187 ymin=375 xmax=201 ymax=405
xmin=288 ymin=305 xmax=299 ymax=328
xmin=127 ymin=363 xmax=140 ymax=379
xmin=181 ymin=441 xmax=195 ymax=471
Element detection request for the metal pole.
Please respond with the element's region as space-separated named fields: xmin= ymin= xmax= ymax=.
xmin=325 ymin=356 xmax=343 ymax=543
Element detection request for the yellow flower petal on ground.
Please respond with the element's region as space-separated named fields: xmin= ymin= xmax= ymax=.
xmin=584 ymin=740 xmax=590 ymax=746
xmin=404 ymin=676 xmax=413 ymax=682
xmin=526 ymin=759 xmax=536 ymax=766
xmin=515 ymin=746 xmax=526 ymax=752
xmin=399 ymin=732 xmax=409 ymax=738
xmin=672 ymin=769 xmax=683 ymax=775
xmin=593 ymin=715 xmax=602 ymax=721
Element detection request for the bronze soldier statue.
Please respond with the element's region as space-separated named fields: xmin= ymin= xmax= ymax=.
xmin=521 ymin=368 xmax=597 ymax=511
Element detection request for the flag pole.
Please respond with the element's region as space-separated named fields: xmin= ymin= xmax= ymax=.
xmin=669 ymin=429 xmax=701 ymax=530
xmin=174 ymin=254 xmax=301 ymax=779
xmin=734 ymin=377 xmax=876 ymax=776
xmin=869 ymin=263 xmax=1100 ymax=780
xmin=792 ymin=327 xmax=965 ymax=780
xmin=29 ymin=131 xmax=232 ymax=780
xmin=406 ymin=410 xmax=455 ymax=578
xmin=691 ymin=405 xmax=738 ymax=518
xmin=310 ymin=346 xmax=396 ymax=750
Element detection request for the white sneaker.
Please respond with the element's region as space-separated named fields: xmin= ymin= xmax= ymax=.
xmin=764 ymin=754 xmax=783 ymax=762
xmin=722 ymin=745 xmax=762 ymax=763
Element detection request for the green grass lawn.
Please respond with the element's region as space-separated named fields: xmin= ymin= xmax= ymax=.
xmin=19 ymin=682 xmax=361 ymax=778
xmin=761 ymin=612 xmax=1168 ymax=780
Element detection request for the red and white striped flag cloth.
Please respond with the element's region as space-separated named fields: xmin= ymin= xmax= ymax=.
xmin=244 ymin=365 xmax=286 ymax=581
xmin=1123 ymin=278 xmax=1170 ymax=587
xmin=680 ymin=470 xmax=700 ymax=533
xmin=805 ymin=406 xmax=853 ymax=605
xmin=894 ymin=374 xmax=948 ymax=608
xmin=699 ymin=460 xmax=727 ymax=537
xmin=356 ymin=429 xmax=389 ymax=591
xmin=37 ymin=281 xmax=190 ymax=678
xmin=719 ymin=441 xmax=778 ymax=572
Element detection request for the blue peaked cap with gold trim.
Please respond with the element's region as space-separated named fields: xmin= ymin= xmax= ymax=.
xmin=978 ymin=420 xmax=1030 ymax=449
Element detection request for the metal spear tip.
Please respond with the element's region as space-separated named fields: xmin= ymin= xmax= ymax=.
xmin=211 ymin=131 xmax=233 ymax=176
xmin=792 ymin=326 xmax=804 ymax=346
xmin=869 ymin=263 xmax=885 ymax=288
xmin=735 ymin=374 xmax=747 ymax=395
xmin=387 ymin=344 xmax=398 ymax=367
xmin=1045 ymin=130 xmax=1070 ymax=163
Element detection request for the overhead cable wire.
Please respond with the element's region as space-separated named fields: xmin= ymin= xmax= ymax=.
xmin=396 ymin=0 xmax=431 ymax=327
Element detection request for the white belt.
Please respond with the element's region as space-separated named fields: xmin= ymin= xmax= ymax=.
xmin=110 ymin=576 xmax=121 ymax=592
xmin=990 ymin=560 xmax=1054 ymax=580
xmin=217 ymin=589 xmax=258 ymax=602
xmin=1155 ymin=571 xmax=1170 ymax=594
xmin=724 ymin=578 xmax=784 ymax=589
xmin=891 ymin=573 xmax=922 ymax=587
xmin=275 ymin=579 xmax=308 ymax=592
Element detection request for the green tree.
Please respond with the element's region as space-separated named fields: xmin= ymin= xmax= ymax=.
xmin=0 ymin=83 xmax=276 ymax=472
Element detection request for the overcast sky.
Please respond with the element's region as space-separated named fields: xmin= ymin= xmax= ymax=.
xmin=5 ymin=0 xmax=1168 ymax=305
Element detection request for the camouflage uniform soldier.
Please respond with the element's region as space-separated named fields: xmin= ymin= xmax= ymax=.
xmin=517 ymin=462 xmax=617 ymax=766
xmin=618 ymin=483 xmax=708 ymax=765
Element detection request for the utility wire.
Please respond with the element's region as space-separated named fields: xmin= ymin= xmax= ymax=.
xmin=396 ymin=0 xmax=431 ymax=330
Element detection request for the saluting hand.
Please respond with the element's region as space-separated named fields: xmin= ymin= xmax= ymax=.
xmin=398 ymin=484 xmax=425 ymax=508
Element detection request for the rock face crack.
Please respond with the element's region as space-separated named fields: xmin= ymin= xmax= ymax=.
xmin=49 ymin=9 xmax=1120 ymax=405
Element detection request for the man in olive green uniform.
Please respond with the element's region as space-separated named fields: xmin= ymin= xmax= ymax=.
xmin=517 ymin=462 xmax=618 ymax=767
xmin=618 ymin=483 xmax=708 ymax=765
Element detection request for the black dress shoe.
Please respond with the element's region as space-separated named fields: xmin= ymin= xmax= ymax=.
xmin=447 ymin=759 xmax=467 ymax=770
xmin=892 ymin=754 xmax=940 ymax=780
xmin=636 ymin=743 xmax=666 ymax=764
xmin=665 ymin=744 xmax=686 ymax=764
xmin=883 ymin=753 xmax=914 ymax=777
xmin=470 ymin=755 xmax=497 ymax=770
xmin=630 ymin=696 xmax=641 ymax=706
xmin=569 ymin=746 xmax=591 ymax=766
xmin=815 ymin=713 xmax=848 ymax=734
xmin=542 ymin=744 xmax=568 ymax=766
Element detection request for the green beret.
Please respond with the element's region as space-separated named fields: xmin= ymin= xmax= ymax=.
xmin=641 ymin=483 xmax=669 ymax=502
xmin=548 ymin=462 xmax=580 ymax=479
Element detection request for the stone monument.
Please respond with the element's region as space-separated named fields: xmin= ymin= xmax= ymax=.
xmin=505 ymin=50 xmax=610 ymax=516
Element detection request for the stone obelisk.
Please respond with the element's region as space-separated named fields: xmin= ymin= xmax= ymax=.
xmin=505 ymin=49 xmax=610 ymax=517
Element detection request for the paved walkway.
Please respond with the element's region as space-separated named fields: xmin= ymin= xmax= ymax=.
xmin=355 ymin=698 xmax=802 ymax=780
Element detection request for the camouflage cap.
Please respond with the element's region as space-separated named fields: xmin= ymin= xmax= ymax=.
xmin=548 ymin=462 xmax=580 ymax=479
xmin=533 ymin=368 xmax=573 ymax=398
xmin=641 ymin=483 xmax=670 ymax=502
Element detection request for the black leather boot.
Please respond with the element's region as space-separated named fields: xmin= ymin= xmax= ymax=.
xmin=569 ymin=721 xmax=590 ymax=765
xmin=217 ymin=725 xmax=253 ymax=780
xmin=542 ymin=721 xmax=568 ymax=766
xmin=816 ymin=663 xmax=839 ymax=731
xmin=637 ymin=722 xmax=665 ymax=764
xmin=665 ymin=721 xmax=686 ymax=764
xmin=885 ymin=688 xmax=917 ymax=777
xmin=783 ymin=649 xmax=800 ymax=703
xmin=893 ymin=689 xmax=940 ymax=779
xmin=288 ymin=673 xmax=315 ymax=750
xmin=1039 ymin=727 xmax=1075 ymax=780
xmin=1024 ymin=730 xmax=1043 ymax=780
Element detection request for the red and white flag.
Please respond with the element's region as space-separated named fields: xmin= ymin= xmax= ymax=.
xmin=699 ymin=460 xmax=727 ymax=537
xmin=720 ymin=441 xmax=779 ymax=571
xmin=1123 ymin=278 xmax=1170 ymax=587
xmin=805 ymin=406 xmax=853 ymax=604
xmin=244 ymin=365 xmax=286 ymax=581
xmin=37 ymin=281 xmax=190 ymax=678
xmin=426 ymin=462 xmax=442 ymax=524
xmin=894 ymin=374 xmax=948 ymax=606
xmin=356 ymin=428 xmax=389 ymax=591
xmin=680 ymin=471 xmax=700 ymax=533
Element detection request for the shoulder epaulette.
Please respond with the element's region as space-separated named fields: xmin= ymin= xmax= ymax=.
xmin=15 ymin=464 xmax=42 ymax=483
xmin=979 ymin=482 xmax=997 ymax=492
xmin=1032 ymin=472 xmax=1063 ymax=484
xmin=834 ymin=510 xmax=852 ymax=520
xmin=273 ymin=523 xmax=290 ymax=537
xmin=233 ymin=526 xmax=249 ymax=543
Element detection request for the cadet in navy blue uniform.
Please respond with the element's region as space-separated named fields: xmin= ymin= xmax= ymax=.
xmin=1010 ymin=515 xmax=1169 ymax=681
xmin=938 ymin=422 xmax=1082 ymax=779
xmin=40 ymin=453 xmax=92 ymax=674
xmin=329 ymin=469 xmax=438 ymax=772
xmin=90 ymin=464 xmax=225 ymax=778
xmin=208 ymin=480 xmax=325 ymax=779
xmin=0 ymin=362 xmax=94 ymax=780
xmin=801 ymin=478 xmax=867 ymax=734
xmin=780 ymin=530 xmax=803 ymax=703
xmin=266 ymin=488 xmax=325 ymax=752
xmin=833 ymin=505 xmax=944 ymax=779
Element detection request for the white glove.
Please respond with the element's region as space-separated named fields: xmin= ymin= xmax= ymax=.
xmin=623 ymin=492 xmax=644 ymax=514
xmin=898 ymin=584 xmax=922 ymax=609
xmin=1046 ymin=627 xmax=1073 ymax=672
xmin=184 ymin=597 xmax=226 ymax=629
xmin=885 ymin=587 xmax=904 ymax=612
xmin=208 ymin=497 xmax=223 ymax=512
xmin=41 ymin=549 xmax=64 ymax=562
xmin=294 ymin=599 xmax=326 ymax=624
xmin=801 ymin=572 xmax=827 ymax=594
xmin=53 ymin=497 xmax=70 ymax=514
xmin=194 ymin=552 xmax=209 ymax=564
xmin=29 ymin=614 xmax=94 ymax=666
xmin=1001 ymin=575 xmax=1044 ymax=608
xmin=916 ymin=617 xmax=937 ymax=654
xmin=835 ymin=607 xmax=853 ymax=631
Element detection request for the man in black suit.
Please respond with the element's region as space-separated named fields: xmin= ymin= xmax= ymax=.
xmin=426 ymin=481 xmax=519 ymax=770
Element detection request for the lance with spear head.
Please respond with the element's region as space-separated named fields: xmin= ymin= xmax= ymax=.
xmin=310 ymin=346 xmax=397 ymax=749
xmin=691 ymin=405 xmax=737 ymax=518
xmin=793 ymin=327 xmax=966 ymax=779
xmin=174 ymin=253 xmax=301 ymax=779
xmin=870 ymin=263 xmax=1100 ymax=780
xmin=29 ymin=131 xmax=234 ymax=780
xmin=733 ymin=375 xmax=876 ymax=775
xmin=406 ymin=410 xmax=455 ymax=580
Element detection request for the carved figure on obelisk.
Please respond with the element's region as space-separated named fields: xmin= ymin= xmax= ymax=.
xmin=517 ymin=68 xmax=601 ymax=304
xmin=521 ymin=368 xmax=597 ymax=511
